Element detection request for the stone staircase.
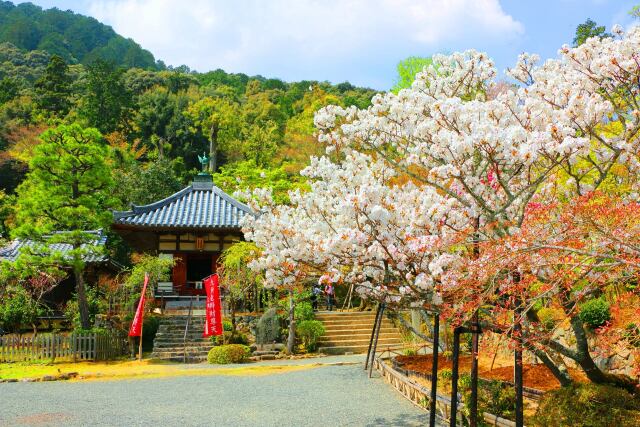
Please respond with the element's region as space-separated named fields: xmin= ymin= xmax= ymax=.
xmin=316 ymin=311 xmax=404 ymax=355
xmin=150 ymin=315 xmax=213 ymax=363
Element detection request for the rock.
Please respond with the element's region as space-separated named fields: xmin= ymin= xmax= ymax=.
xmin=41 ymin=375 xmax=56 ymax=382
xmin=618 ymin=348 xmax=631 ymax=359
xmin=250 ymin=344 xmax=258 ymax=352
xmin=5 ymin=378 xmax=18 ymax=383
xmin=260 ymin=354 xmax=276 ymax=361
xmin=273 ymin=343 xmax=285 ymax=351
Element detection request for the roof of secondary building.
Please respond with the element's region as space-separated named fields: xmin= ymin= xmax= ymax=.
xmin=0 ymin=230 xmax=108 ymax=263
xmin=112 ymin=174 xmax=253 ymax=230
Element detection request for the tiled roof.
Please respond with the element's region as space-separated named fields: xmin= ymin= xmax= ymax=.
xmin=0 ymin=231 xmax=108 ymax=263
xmin=112 ymin=175 xmax=253 ymax=230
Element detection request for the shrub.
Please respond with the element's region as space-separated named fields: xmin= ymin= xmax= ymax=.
xmin=438 ymin=368 xmax=453 ymax=382
xmin=212 ymin=331 xmax=249 ymax=346
xmin=296 ymin=320 xmax=325 ymax=351
xmin=207 ymin=344 xmax=251 ymax=364
xmin=404 ymin=348 xmax=418 ymax=356
xmin=478 ymin=379 xmax=516 ymax=420
xmin=142 ymin=315 xmax=161 ymax=352
xmin=533 ymin=383 xmax=640 ymax=427
xmin=64 ymin=287 xmax=105 ymax=329
xmin=223 ymin=320 xmax=233 ymax=332
xmin=0 ymin=287 xmax=41 ymax=333
xmin=579 ymin=297 xmax=611 ymax=329
xmin=537 ymin=307 xmax=563 ymax=330
xmin=295 ymin=301 xmax=314 ymax=322
xmin=256 ymin=307 xmax=281 ymax=345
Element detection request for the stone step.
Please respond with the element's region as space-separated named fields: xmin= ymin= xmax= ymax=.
xmin=154 ymin=342 xmax=212 ymax=349
xmin=319 ymin=333 xmax=401 ymax=343
xmin=152 ymin=346 xmax=212 ymax=353
xmin=320 ymin=327 xmax=397 ymax=336
xmin=320 ymin=322 xmax=394 ymax=330
xmin=150 ymin=353 xmax=208 ymax=363
xmin=315 ymin=312 xmax=378 ymax=319
xmin=318 ymin=342 xmax=403 ymax=355
xmin=318 ymin=337 xmax=402 ymax=347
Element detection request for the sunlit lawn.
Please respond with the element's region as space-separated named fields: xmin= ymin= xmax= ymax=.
xmin=0 ymin=358 xmax=315 ymax=381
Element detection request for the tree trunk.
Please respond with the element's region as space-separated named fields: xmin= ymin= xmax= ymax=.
xmin=74 ymin=266 xmax=91 ymax=330
xmin=568 ymin=315 xmax=638 ymax=392
xmin=286 ymin=291 xmax=296 ymax=355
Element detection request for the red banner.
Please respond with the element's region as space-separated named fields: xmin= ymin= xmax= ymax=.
xmin=203 ymin=274 xmax=223 ymax=337
xmin=128 ymin=273 xmax=149 ymax=337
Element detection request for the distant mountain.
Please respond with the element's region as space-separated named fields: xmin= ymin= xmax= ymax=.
xmin=0 ymin=1 xmax=161 ymax=69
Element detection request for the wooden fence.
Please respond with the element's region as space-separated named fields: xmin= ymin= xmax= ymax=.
xmin=0 ymin=332 xmax=128 ymax=363
xmin=374 ymin=357 xmax=522 ymax=427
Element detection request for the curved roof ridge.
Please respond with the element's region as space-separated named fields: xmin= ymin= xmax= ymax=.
xmin=111 ymin=182 xmax=254 ymax=229
xmin=113 ymin=186 xmax=194 ymax=219
xmin=210 ymin=185 xmax=253 ymax=215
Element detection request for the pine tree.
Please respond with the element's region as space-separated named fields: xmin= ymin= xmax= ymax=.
xmin=34 ymin=55 xmax=72 ymax=117
xmin=13 ymin=124 xmax=115 ymax=329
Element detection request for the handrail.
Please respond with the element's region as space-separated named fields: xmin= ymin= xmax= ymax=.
xmin=183 ymin=296 xmax=194 ymax=363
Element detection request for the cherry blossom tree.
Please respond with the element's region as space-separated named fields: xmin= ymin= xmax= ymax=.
xmin=243 ymin=27 xmax=640 ymax=390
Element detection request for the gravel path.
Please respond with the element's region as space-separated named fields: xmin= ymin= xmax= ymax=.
xmin=0 ymin=360 xmax=428 ymax=427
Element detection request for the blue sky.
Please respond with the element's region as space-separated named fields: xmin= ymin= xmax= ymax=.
xmin=17 ymin=0 xmax=639 ymax=89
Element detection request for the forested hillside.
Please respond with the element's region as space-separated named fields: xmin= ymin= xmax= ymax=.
xmin=0 ymin=2 xmax=378 ymax=241
xmin=0 ymin=1 xmax=159 ymax=68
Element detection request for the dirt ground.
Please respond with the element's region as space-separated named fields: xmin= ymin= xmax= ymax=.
xmin=396 ymin=354 xmax=586 ymax=391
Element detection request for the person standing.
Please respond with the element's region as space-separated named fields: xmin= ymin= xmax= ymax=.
xmin=325 ymin=283 xmax=335 ymax=311
xmin=311 ymin=284 xmax=321 ymax=311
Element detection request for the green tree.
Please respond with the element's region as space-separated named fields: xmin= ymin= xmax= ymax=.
xmin=34 ymin=55 xmax=72 ymax=117
xmin=573 ymin=19 xmax=612 ymax=47
xmin=81 ymin=60 xmax=132 ymax=134
xmin=185 ymin=96 xmax=242 ymax=172
xmin=13 ymin=124 xmax=116 ymax=329
xmin=0 ymin=77 xmax=19 ymax=104
xmin=218 ymin=242 xmax=263 ymax=335
xmin=392 ymin=56 xmax=433 ymax=93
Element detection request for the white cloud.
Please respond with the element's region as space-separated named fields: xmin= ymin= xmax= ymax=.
xmin=88 ymin=0 xmax=523 ymax=87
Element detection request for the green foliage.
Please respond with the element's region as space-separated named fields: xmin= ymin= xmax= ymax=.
xmin=213 ymin=331 xmax=249 ymax=346
xmin=0 ymin=286 xmax=41 ymax=333
xmin=34 ymin=54 xmax=72 ymax=117
xmin=63 ymin=286 xmax=105 ymax=330
xmin=123 ymin=254 xmax=174 ymax=307
xmin=403 ymin=348 xmax=418 ymax=356
xmin=438 ymin=368 xmax=453 ymax=382
xmin=391 ymin=56 xmax=433 ymax=93
xmin=533 ymin=383 xmax=640 ymax=427
xmin=579 ymin=297 xmax=611 ymax=329
xmin=295 ymin=319 xmax=325 ymax=351
xmin=256 ymin=307 xmax=281 ymax=345
xmin=537 ymin=307 xmax=563 ymax=330
xmin=0 ymin=2 xmax=159 ymax=69
xmin=81 ymin=60 xmax=132 ymax=133
xmin=142 ymin=314 xmax=160 ymax=352
xmin=223 ymin=320 xmax=233 ymax=332
xmin=213 ymin=160 xmax=304 ymax=205
xmin=207 ymin=344 xmax=251 ymax=364
xmin=573 ymin=19 xmax=612 ymax=47
xmin=294 ymin=301 xmax=314 ymax=322
xmin=0 ymin=77 xmax=19 ymax=104
xmin=13 ymin=124 xmax=116 ymax=329
xmin=113 ymin=158 xmax=183 ymax=207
